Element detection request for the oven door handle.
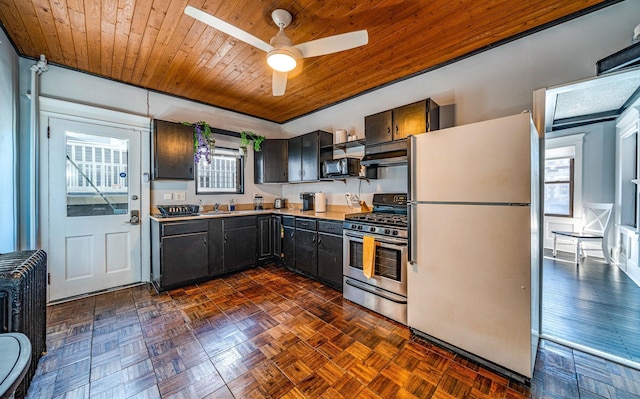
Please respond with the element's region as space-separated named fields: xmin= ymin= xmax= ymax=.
xmin=345 ymin=278 xmax=408 ymax=304
xmin=343 ymin=232 xmax=408 ymax=246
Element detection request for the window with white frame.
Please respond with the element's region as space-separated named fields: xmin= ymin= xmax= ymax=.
xmin=196 ymin=147 xmax=244 ymax=194
xmin=544 ymin=157 xmax=574 ymax=217
xmin=545 ymin=134 xmax=584 ymax=219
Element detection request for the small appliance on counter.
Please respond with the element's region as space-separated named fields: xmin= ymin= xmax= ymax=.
xmin=274 ymin=198 xmax=286 ymax=209
xmin=155 ymin=204 xmax=200 ymax=217
xmin=322 ymin=157 xmax=361 ymax=178
xmin=300 ymin=192 xmax=314 ymax=211
xmin=253 ymin=195 xmax=264 ymax=210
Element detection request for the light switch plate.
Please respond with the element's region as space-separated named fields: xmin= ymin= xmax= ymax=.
xmin=175 ymin=192 xmax=186 ymax=201
xmin=163 ymin=193 xmax=173 ymax=200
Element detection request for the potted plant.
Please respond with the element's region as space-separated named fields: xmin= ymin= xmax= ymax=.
xmin=239 ymin=130 xmax=265 ymax=155
xmin=184 ymin=121 xmax=215 ymax=164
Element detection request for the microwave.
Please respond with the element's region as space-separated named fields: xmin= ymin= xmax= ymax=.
xmin=322 ymin=157 xmax=361 ymax=178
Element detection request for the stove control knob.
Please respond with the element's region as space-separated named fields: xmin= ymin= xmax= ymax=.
xmin=384 ymin=229 xmax=391 ymax=235
xmin=392 ymin=230 xmax=398 ymax=236
xmin=357 ymin=225 xmax=363 ymax=230
xmin=369 ymin=227 xmax=376 ymax=232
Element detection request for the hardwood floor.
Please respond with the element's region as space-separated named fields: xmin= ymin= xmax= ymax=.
xmin=543 ymin=249 xmax=640 ymax=363
xmin=26 ymin=264 xmax=640 ymax=398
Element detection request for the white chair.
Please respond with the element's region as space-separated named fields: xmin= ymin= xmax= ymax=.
xmin=552 ymin=202 xmax=613 ymax=265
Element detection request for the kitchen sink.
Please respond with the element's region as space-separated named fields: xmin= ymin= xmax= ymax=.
xmin=202 ymin=210 xmax=231 ymax=215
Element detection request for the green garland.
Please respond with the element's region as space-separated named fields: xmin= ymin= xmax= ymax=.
xmin=240 ymin=131 xmax=265 ymax=152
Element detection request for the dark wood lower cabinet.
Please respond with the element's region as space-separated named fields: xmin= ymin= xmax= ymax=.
xmin=295 ymin=228 xmax=317 ymax=276
xmin=317 ymin=230 xmax=343 ymax=290
xmin=281 ymin=217 xmax=343 ymax=290
xmin=152 ymin=214 xmax=341 ymax=291
xmin=152 ymin=220 xmax=209 ymax=291
xmin=223 ymin=216 xmax=257 ymax=272
xmin=208 ymin=218 xmax=223 ymax=276
xmin=283 ymin=226 xmax=295 ymax=270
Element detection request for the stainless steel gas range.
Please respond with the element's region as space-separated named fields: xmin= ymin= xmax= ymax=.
xmin=343 ymin=193 xmax=408 ymax=324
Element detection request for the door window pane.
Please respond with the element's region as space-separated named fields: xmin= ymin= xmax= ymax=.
xmin=65 ymin=132 xmax=129 ymax=216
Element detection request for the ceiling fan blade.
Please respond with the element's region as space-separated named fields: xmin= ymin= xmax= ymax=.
xmin=294 ymin=30 xmax=368 ymax=58
xmin=184 ymin=6 xmax=272 ymax=53
xmin=272 ymin=70 xmax=288 ymax=96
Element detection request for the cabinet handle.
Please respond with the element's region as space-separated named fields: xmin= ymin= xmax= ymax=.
xmin=318 ymin=238 xmax=321 ymax=245
xmin=224 ymin=234 xmax=228 ymax=242
xmin=395 ymin=125 xmax=399 ymax=133
xmin=290 ymin=232 xmax=294 ymax=238
xmin=312 ymin=237 xmax=316 ymax=243
xmin=387 ymin=126 xmax=391 ymax=135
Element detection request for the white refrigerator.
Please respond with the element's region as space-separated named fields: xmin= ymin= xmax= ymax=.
xmin=407 ymin=113 xmax=540 ymax=380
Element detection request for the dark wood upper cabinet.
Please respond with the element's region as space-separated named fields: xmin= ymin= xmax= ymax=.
xmin=153 ymin=119 xmax=194 ymax=180
xmin=254 ymin=139 xmax=288 ymax=184
xmin=365 ymin=99 xmax=439 ymax=146
xmin=363 ymin=110 xmax=392 ymax=146
xmin=288 ymin=131 xmax=333 ymax=182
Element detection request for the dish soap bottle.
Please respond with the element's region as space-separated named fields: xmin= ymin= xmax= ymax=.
xmin=229 ymin=199 xmax=235 ymax=211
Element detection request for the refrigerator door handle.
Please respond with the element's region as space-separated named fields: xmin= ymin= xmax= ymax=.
xmin=409 ymin=202 xmax=417 ymax=264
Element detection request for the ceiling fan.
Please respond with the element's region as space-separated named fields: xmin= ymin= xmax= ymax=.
xmin=184 ymin=6 xmax=369 ymax=96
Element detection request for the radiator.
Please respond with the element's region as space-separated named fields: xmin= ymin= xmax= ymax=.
xmin=0 ymin=250 xmax=47 ymax=399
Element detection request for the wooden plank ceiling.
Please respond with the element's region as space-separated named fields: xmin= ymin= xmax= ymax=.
xmin=0 ymin=0 xmax=614 ymax=123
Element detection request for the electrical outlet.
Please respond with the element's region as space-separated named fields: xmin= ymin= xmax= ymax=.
xmin=163 ymin=193 xmax=173 ymax=200
xmin=175 ymin=192 xmax=186 ymax=201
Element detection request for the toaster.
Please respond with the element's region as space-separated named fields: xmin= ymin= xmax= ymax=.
xmin=274 ymin=198 xmax=286 ymax=209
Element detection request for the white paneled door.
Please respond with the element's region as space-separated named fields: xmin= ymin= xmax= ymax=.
xmin=48 ymin=118 xmax=141 ymax=301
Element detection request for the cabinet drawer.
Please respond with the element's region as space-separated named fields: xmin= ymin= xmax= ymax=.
xmin=161 ymin=220 xmax=208 ymax=236
xmin=318 ymin=220 xmax=343 ymax=235
xmin=296 ymin=218 xmax=317 ymax=230
xmin=282 ymin=216 xmax=295 ymax=227
xmin=224 ymin=216 xmax=256 ymax=229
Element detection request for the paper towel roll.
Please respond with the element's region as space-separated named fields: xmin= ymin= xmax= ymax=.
xmin=315 ymin=192 xmax=326 ymax=213
xmin=336 ymin=129 xmax=347 ymax=143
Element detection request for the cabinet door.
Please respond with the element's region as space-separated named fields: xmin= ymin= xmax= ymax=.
xmin=295 ymin=229 xmax=317 ymax=276
xmin=208 ymin=218 xmax=224 ymax=276
xmin=257 ymin=216 xmax=272 ymax=260
xmin=161 ymin=232 xmax=208 ymax=287
xmin=223 ymin=216 xmax=257 ymax=272
xmin=364 ymin=110 xmax=393 ymax=146
xmin=317 ymin=232 xmax=343 ymax=290
xmin=393 ymin=100 xmax=427 ymax=140
xmin=255 ymin=139 xmax=288 ymax=183
xmin=153 ymin=120 xmax=194 ymax=180
xmin=271 ymin=215 xmax=282 ymax=258
xmin=301 ymin=132 xmax=319 ymax=181
xmin=283 ymin=226 xmax=295 ymax=270
xmin=288 ymin=136 xmax=302 ymax=182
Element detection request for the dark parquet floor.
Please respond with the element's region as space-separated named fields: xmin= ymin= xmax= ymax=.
xmin=26 ymin=264 xmax=640 ymax=398
xmin=543 ymin=250 xmax=640 ymax=363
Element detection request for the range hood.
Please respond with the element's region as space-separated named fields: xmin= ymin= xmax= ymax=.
xmin=360 ymin=149 xmax=407 ymax=166
xmin=360 ymin=139 xmax=408 ymax=167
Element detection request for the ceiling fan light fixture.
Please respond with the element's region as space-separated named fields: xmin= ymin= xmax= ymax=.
xmin=267 ymin=49 xmax=297 ymax=72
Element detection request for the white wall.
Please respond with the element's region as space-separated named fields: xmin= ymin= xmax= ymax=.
xmin=14 ymin=0 xmax=640 ymax=228
xmin=280 ymin=1 xmax=639 ymax=207
xmin=20 ymin=62 xmax=284 ymax=210
xmin=0 ymin=28 xmax=20 ymax=252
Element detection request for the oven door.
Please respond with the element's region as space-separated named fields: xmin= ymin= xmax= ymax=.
xmin=343 ymin=230 xmax=407 ymax=296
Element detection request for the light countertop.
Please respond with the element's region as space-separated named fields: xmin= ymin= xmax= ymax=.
xmin=150 ymin=208 xmax=353 ymax=222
